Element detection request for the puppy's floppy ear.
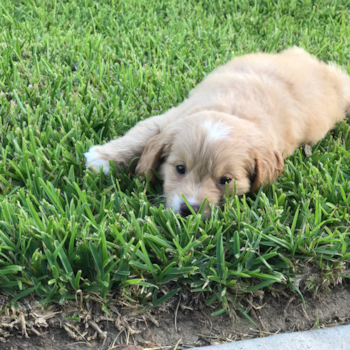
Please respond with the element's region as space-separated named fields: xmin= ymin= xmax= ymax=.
xmin=250 ymin=149 xmax=284 ymax=192
xmin=135 ymin=132 xmax=168 ymax=182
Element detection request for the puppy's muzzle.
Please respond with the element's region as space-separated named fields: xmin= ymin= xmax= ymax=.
xmin=179 ymin=203 xmax=199 ymax=217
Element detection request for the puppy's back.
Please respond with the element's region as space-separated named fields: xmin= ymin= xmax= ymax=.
xmin=189 ymin=47 xmax=350 ymax=155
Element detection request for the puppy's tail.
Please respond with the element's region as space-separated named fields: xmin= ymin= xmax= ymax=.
xmin=327 ymin=62 xmax=350 ymax=117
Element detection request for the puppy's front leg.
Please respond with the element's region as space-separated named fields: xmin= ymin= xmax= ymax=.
xmin=84 ymin=114 xmax=167 ymax=175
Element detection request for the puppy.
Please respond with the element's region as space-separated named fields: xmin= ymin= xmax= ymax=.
xmin=85 ymin=47 xmax=350 ymax=218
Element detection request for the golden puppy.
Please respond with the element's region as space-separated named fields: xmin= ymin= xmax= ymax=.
xmin=85 ymin=47 xmax=350 ymax=218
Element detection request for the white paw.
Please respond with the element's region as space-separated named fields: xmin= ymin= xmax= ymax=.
xmin=84 ymin=146 xmax=110 ymax=175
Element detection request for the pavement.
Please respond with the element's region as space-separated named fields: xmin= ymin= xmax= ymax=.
xmin=189 ymin=324 xmax=350 ymax=350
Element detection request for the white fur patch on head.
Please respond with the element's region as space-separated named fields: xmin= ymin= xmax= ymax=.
xmin=203 ymin=120 xmax=231 ymax=141
xmin=170 ymin=193 xmax=201 ymax=214
xmin=84 ymin=146 xmax=110 ymax=175
xmin=187 ymin=197 xmax=200 ymax=207
xmin=186 ymin=186 xmax=200 ymax=207
xmin=170 ymin=194 xmax=182 ymax=213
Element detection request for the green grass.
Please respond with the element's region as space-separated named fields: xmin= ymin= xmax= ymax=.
xmin=0 ymin=0 xmax=350 ymax=317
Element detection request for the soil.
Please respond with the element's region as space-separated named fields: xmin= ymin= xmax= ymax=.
xmin=1 ymin=282 xmax=350 ymax=350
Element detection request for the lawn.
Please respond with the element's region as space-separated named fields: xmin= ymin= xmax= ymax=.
xmin=0 ymin=0 xmax=350 ymax=320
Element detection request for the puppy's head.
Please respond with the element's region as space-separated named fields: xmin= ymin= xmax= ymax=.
xmin=136 ymin=112 xmax=284 ymax=218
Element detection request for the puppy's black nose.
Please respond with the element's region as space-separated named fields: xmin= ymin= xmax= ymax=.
xmin=179 ymin=203 xmax=199 ymax=217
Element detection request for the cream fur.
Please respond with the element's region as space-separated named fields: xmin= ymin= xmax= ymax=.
xmin=85 ymin=47 xmax=350 ymax=217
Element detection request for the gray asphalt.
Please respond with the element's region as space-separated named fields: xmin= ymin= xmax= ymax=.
xmin=189 ymin=325 xmax=350 ymax=350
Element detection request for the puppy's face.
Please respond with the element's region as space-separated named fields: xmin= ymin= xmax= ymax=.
xmin=136 ymin=113 xmax=283 ymax=218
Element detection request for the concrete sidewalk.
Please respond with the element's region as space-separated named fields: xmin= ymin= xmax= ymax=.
xmin=190 ymin=325 xmax=350 ymax=350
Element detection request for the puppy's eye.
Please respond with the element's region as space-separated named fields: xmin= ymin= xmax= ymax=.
xmin=176 ymin=165 xmax=186 ymax=175
xmin=219 ymin=177 xmax=232 ymax=185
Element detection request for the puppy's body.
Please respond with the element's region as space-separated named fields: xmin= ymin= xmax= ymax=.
xmin=191 ymin=47 xmax=350 ymax=155
xmin=85 ymin=47 xmax=350 ymax=217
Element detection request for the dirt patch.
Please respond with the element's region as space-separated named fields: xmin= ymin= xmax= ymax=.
xmin=1 ymin=282 xmax=350 ymax=350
